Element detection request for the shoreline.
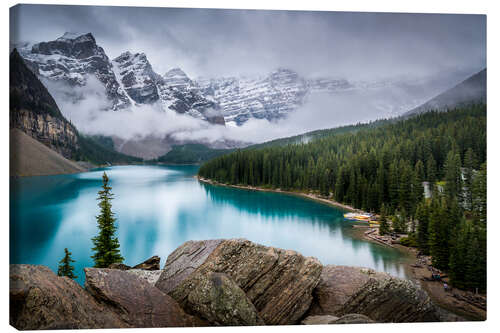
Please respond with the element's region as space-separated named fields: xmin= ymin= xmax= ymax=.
xmin=196 ymin=176 xmax=358 ymax=212
xmin=197 ymin=175 xmax=486 ymax=321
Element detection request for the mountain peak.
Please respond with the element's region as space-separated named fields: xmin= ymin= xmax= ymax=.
xmin=114 ymin=51 xmax=133 ymax=61
xmin=163 ymin=67 xmax=192 ymax=87
xmin=114 ymin=51 xmax=149 ymax=63
xmin=164 ymin=67 xmax=188 ymax=77
xmin=31 ymin=32 xmax=100 ymax=60
xmin=56 ymin=32 xmax=95 ymax=43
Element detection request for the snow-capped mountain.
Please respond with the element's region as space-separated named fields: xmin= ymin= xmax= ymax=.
xmin=111 ymin=51 xmax=224 ymax=124
xmin=196 ymin=68 xmax=353 ymax=126
xmin=163 ymin=67 xmax=193 ymax=88
xmin=20 ymin=32 xmax=131 ymax=110
xmin=18 ymin=33 xmax=224 ymax=125
xmin=18 ymin=32 xmax=468 ymax=131
xmin=112 ymin=51 xmax=161 ymax=104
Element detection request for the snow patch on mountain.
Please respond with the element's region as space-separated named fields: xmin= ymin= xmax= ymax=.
xmin=19 ymin=32 xmax=131 ymax=110
xmin=112 ymin=51 xmax=160 ymax=104
xmin=196 ymin=68 xmax=353 ymax=125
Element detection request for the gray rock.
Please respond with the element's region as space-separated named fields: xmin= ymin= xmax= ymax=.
xmin=308 ymin=265 xmax=390 ymax=316
xmin=173 ymin=271 xmax=264 ymax=326
xmin=156 ymin=239 xmax=224 ymax=294
xmin=132 ymin=255 xmax=161 ymax=270
xmin=84 ymin=268 xmax=193 ymax=327
xmin=339 ymin=277 xmax=440 ymax=322
xmin=126 ymin=269 xmax=162 ymax=285
xmin=10 ymin=265 xmax=128 ymax=330
xmin=108 ymin=263 xmax=131 ymax=270
xmin=158 ymin=238 xmax=322 ymax=325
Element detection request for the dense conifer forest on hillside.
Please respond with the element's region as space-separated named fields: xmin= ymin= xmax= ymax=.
xmin=199 ymin=104 xmax=487 ymax=291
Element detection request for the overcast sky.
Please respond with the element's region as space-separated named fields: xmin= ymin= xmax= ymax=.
xmin=10 ymin=4 xmax=486 ymax=80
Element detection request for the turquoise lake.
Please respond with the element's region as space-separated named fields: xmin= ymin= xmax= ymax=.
xmin=10 ymin=165 xmax=411 ymax=285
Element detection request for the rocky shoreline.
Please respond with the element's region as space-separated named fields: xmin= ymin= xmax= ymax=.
xmin=10 ymin=238 xmax=465 ymax=330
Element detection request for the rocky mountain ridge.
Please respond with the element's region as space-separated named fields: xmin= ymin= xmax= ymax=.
xmin=22 ymin=32 xmax=421 ymax=128
xmin=18 ymin=33 xmax=225 ymax=125
xmin=9 ymin=238 xmax=457 ymax=330
xmin=196 ymin=68 xmax=353 ymax=125
xmin=22 ymin=33 xmax=131 ymax=110
xmin=18 ymin=32 xmax=482 ymax=131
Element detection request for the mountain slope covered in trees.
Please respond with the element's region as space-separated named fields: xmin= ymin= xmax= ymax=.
xmin=156 ymin=144 xmax=234 ymax=164
xmin=199 ymin=105 xmax=486 ymax=291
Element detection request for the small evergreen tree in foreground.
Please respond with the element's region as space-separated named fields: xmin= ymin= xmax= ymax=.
xmin=57 ymin=248 xmax=77 ymax=279
xmin=91 ymin=172 xmax=124 ymax=268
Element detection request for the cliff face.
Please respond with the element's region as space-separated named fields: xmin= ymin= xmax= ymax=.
xmin=10 ymin=49 xmax=79 ymax=159
xmin=10 ymin=239 xmax=453 ymax=330
xmin=10 ymin=109 xmax=78 ymax=159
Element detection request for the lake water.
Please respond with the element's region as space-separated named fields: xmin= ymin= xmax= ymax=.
xmin=10 ymin=165 xmax=411 ymax=285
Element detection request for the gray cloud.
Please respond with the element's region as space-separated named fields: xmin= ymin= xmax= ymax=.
xmin=10 ymin=4 xmax=486 ymax=80
xmin=9 ymin=4 xmax=486 ymax=146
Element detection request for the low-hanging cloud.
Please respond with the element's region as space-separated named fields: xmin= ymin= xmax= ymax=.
xmin=45 ymin=73 xmax=436 ymax=146
xmin=45 ymin=76 xmax=215 ymax=141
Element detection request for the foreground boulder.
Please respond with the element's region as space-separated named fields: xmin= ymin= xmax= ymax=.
xmin=339 ymin=277 xmax=440 ymax=322
xmin=157 ymin=239 xmax=322 ymax=325
xmin=10 ymin=240 xmax=449 ymax=329
xmin=126 ymin=269 xmax=162 ymax=285
xmin=108 ymin=263 xmax=131 ymax=270
xmin=10 ymin=265 xmax=128 ymax=330
xmin=307 ymin=265 xmax=441 ymax=322
xmin=308 ymin=265 xmax=390 ymax=316
xmin=84 ymin=268 xmax=193 ymax=327
xmin=108 ymin=256 xmax=161 ymax=271
xmin=132 ymin=255 xmax=161 ymax=270
xmin=156 ymin=239 xmax=224 ymax=294
xmin=173 ymin=271 xmax=264 ymax=326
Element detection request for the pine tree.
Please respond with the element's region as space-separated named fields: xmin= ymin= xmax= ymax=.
xmin=444 ymin=150 xmax=463 ymax=202
xmin=415 ymin=160 xmax=425 ymax=184
xmin=416 ymin=201 xmax=430 ymax=254
xmin=428 ymin=197 xmax=450 ymax=270
xmin=398 ymin=161 xmax=413 ymax=217
xmin=91 ymin=172 xmax=124 ymax=268
xmin=449 ymin=219 xmax=470 ymax=289
xmin=57 ymin=248 xmax=77 ymax=279
xmin=392 ymin=209 xmax=407 ymax=234
xmin=379 ymin=204 xmax=390 ymax=235
xmin=463 ymin=148 xmax=477 ymax=210
xmin=426 ymin=155 xmax=437 ymax=191
xmin=471 ymin=162 xmax=487 ymax=226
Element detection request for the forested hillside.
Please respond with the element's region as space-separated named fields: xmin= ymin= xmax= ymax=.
xmin=156 ymin=144 xmax=234 ymax=164
xmin=246 ymin=121 xmax=385 ymax=150
xmin=199 ymin=105 xmax=487 ymax=291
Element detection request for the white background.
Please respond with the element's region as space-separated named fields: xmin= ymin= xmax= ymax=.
xmin=1 ymin=0 xmax=498 ymax=332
